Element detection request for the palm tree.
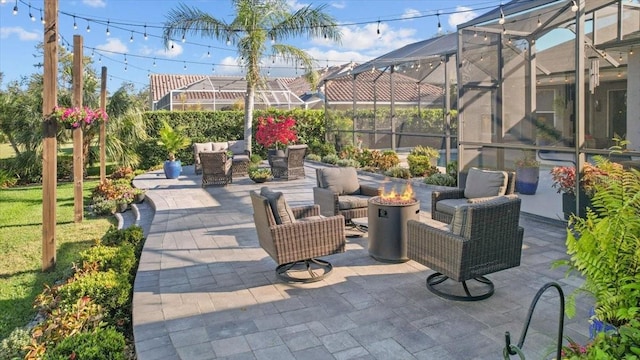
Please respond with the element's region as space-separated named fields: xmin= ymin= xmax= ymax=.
xmin=162 ymin=0 xmax=341 ymax=153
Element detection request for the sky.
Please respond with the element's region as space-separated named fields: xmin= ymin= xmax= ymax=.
xmin=0 ymin=0 xmax=506 ymax=93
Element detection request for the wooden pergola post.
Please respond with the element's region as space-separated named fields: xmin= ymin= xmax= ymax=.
xmin=73 ymin=35 xmax=83 ymax=223
xmin=100 ymin=67 xmax=107 ymax=182
xmin=42 ymin=0 xmax=58 ymax=271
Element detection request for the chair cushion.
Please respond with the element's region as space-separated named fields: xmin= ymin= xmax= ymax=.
xmin=316 ymin=167 xmax=361 ymax=195
xmin=337 ymin=194 xmax=370 ymax=210
xmin=232 ymin=154 xmax=250 ymax=163
xmin=464 ymin=167 xmax=508 ymax=199
xmin=227 ymin=140 xmax=245 ymax=155
xmin=193 ymin=143 xmax=213 ymax=164
xmin=435 ymin=198 xmax=469 ymax=215
xmin=211 ymin=142 xmax=229 ymax=152
xmin=260 ymin=187 xmax=295 ymax=225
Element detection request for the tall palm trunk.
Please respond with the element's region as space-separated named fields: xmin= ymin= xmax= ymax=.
xmin=244 ymin=84 xmax=255 ymax=154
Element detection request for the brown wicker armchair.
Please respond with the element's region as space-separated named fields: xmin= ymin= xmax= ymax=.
xmin=250 ymin=188 xmax=346 ymax=283
xmin=200 ymin=151 xmax=232 ymax=187
xmin=271 ymin=144 xmax=308 ymax=180
xmin=432 ymin=168 xmax=516 ymax=223
xmin=408 ymin=195 xmax=523 ymax=301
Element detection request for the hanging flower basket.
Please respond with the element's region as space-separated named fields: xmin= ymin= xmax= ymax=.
xmin=50 ymin=106 xmax=109 ymax=129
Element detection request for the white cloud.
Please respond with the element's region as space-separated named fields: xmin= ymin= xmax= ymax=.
xmin=216 ymin=56 xmax=241 ymax=74
xmin=330 ymin=1 xmax=346 ymax=9
xmin=0 ymin=27 xmax=39 ymax=41
xmin=82 ymin=0 xmax=106 ymax=8
xmin=448 ymin=6 xmax=477 ymax=28
xmin=286 ymin=0 xmax=308 ymax=10
xmin=312 ymin=22 xmax=417 ymax=54
xmin=402 ymin=8 xmax=421 ymax=20
xmin=155 ymin=41 xmax=183 ymax=58
xmin=96 ymin=38 xmax=128 ymax=54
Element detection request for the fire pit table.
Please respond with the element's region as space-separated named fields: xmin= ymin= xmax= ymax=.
xmin=367 ymin=193 xmax=420 ymax=263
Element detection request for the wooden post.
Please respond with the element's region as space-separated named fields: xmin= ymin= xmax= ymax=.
xmin=73 ymin=35 xmax=83 ymax=223
xmin=100 ymin=67 xmax=107 ymax=182
xmin=42 ymin=0 xmax=58 ymax=271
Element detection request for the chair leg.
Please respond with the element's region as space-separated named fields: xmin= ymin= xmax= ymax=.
xmin=275 ymin=258 xmax=333 ymax=283
xmin=426 ymin=272 xmax=495 ymax=301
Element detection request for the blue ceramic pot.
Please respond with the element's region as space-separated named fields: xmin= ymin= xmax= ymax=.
xmin=515 ymin=167 xmax=539 ymax=195
xmin=589 ymin=307 xmax=617 ymax=339
xmin=163 ymin=160 xmax=182 ymax=179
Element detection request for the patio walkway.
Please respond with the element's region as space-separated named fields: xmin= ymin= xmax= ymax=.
xmin=131 ymin=163 xmax=591 ymax=360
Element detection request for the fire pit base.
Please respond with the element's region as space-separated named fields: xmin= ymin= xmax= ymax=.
xmin=367 ymin=197 xmax=420 ymax=263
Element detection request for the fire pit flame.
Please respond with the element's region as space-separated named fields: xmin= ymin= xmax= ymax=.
xmin=374 ymin=183 xmax=417 ymax=205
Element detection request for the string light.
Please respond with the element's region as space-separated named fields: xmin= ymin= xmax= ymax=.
xmin=106 ymin=20 xmax=110 ymax=36
xmin=130 ymin=32 xmax=134 ymax=42
xmin=12 ymin=0 xmax=18 ymax=15
xmin=144 ymin=25 xmax=148 ymax=40
xmin=29 ymin=4 xmax=34 ymax=21
xmin=503 ymin=25 xmax=506 ymax=34
xmin=484 ymin=32 xmax=488 ymax=41
xmin=474 ymin=30 xmax=477 ymax=37
xmin=499 ymin=6 xmax=505 ymax=25
xmin=211 ymin=66 xmax=215 ymax=73
xmin=181 ymin=28 xmax=186 ymax=43
xmin=571 ymin=1 xmax=578 ymax=12
xmin=86 ymin=21 xmax=91 ymax=33
xmin=183 ymin=61 xmax=187 ymax=70
xmin=619 ymin=52 xmax=623 ymax=61
xmin=630 ymin=48 xmax=634 ymax=55
xmin=207 ymin=47 xmax=211 ymax=57
xmin=377 ymin=20 xmax=381 ymax=37
xmin=40 ymin=9 xmax=44 ymax=24
xmin=226 ymin=37 xmax=230 ymax=46
xmin=124 ymin=54 xmax=127 ymax=64
xmin=437 ymin=12 xmax=442 ymax=33
xmin=537 ymin=15 xmax=542 ymax=27
xmin=73 ymin=16 xmax=77 ymax=30
xmin=270 ymin=34 xmax=275 ymax=44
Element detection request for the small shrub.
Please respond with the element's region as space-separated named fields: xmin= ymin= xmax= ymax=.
xmin=92 ymin=198 xmax=117 ymax=216
xmin=446 ymin=160 xmax=458 ymax=178
xmin=57 ymin=156 xmax=73 ymax=182
xmin=424 ymin=173 xmax=457 ymax=187
xmin=407 ymin=154 xmax=432 ymax=177
xmin=356 ymin=148 xmax=377 ymax=168
xmin=306 ymin=153 xmax=321 ymax=162
xmin=109 ymin=166 xmax=134 ymax=180
xmin=384 ymin=166 xmax=411 ymax=179
xmin=43 ymin=327 xmax=126 ymax=360
xmin=410 ymin=145 xmax=440 ymax=158
xmin=0 ymin=168 xmax=18 ymax=188
xmin=336 ymin=158 xmax=360 ymax=168
xmin=250 ymin=154 xmax=262 ymax=164
xmin=80 ymin=244 xmax=137 ymax=278
xmin=321 ymin=154 xmax=339 ymax=165
xmin=136 ymin=139 xmax=165 ymax=170
xmin=308 ymin=140 xmax=336 ymax=157
xmin=339 ymin=145 xmax=359 ymax=160
xmin=0 ymin=327 xmax=30 ymax=360
xmin=57 ymin=270 xmax=131 ymax=314
xmin=376 ymin=150 xmax=400 ymax=171
xmin=101 ymin=226 xmax=145 ymax=254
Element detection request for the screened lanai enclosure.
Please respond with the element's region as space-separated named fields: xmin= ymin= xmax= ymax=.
xmin=456 ymin=0 xmax=639 ymax=181
xmin=153 ymin=76 xmax=305 ymax=111
xmin=322 ymin=33 xmax=458 ymax=165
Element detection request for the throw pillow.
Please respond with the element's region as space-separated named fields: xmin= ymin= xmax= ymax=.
xmin=211 ymin=142 xmax=229 ymax=152
xmin=193 ymin=143 xmax=213 ymax=164
xmin=316 ymin=167 xmax=361 ymax=195
xmin=464 ymin=167 xmax=508 ymax=199
xmin=227 ymin=140 xmax=245 ymax=155
xmin=260 ymin=187 xmax=295 ymax=224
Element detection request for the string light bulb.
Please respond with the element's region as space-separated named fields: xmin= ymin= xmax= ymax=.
xmin=207 ymin=47 xmax=211 ymax=57
xmin=571 ymin=1 xmax=578 ymax=12
xmin=106 ymin=20 xmax=110 ymax=36
xmin=153 ymin=58 xmax=156 ymax=67
xmin=40 ymin=9 xmax=44 ymax=24
xmin=377 ymin=20 xmax=381 ymax=38
xmin=181 ymin=34 xmax=186 ymax=43
xmin=29 ymin=4 xmax=35 ymax=21
xmin=499 ymin=6 xmax=505 ymax=25
xmin=537 ymin=15 xmax=541 ymax=27
xmin=12 ymin=0 xmax=18 ymax=15
xmin=270 ymin=34 xmax=275 ymax=44
xmin=484 ymin=32 xmax=488 ymax=41
xmin=619 ymin=52 xmax=623 ymax=61
xmin=86 ymin=21 xmax=91 ymax=32
xmin=144 ymin=25 xmax=148 ymax=40
xmin=183 ymin=62 xmax=187 ymax=70
xmin=437 ymin=12 xmax=442 ymax=33
xmin=130 ymin=32 xmax=134 ymax=42
xmin=73 ymin=16 xmax=77 ymax=29
xmin=181 ymin=28 xmax=186 ymax=42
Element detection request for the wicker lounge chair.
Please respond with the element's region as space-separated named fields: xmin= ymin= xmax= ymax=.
xmin=200 ymin=151 xmax=232 ymax=187
xmin=313 ymin=167 xmax=379 ymax=224
xmin=270 ymin=144 xmax=308 ymax=180
xmin=408 ymin=195 xmax=523 ymax=301
xmin=250 ymin=188 xmax=345 ymax=283
xmin=432 ymin=168 xmax=516 ymax=223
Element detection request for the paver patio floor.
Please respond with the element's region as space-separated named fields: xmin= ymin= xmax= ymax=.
xmin=131 ymin=163 xmax=591 ymax=360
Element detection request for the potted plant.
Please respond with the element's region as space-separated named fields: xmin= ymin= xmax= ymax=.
xmin=158 ymin=120 xmax=191 ymax=179
xmin=550 ymin=157 xmax=622 ymax=219
xmin=116 ymin=198 xmax=129 ymax=213
xmin=132 ymin=188 xmax=146 ymax=203
xmin=51 ymin=106 xmax=109 ymax=129
xmin=514 ymin=150 xmax=540 ymax=195
xmin=553 ymin=162 xmax=640 ymax=340
xmin=248 ymin=166 xmax=272 ymax=183
xmin=255 ymin=115 xmax=298 ymax=165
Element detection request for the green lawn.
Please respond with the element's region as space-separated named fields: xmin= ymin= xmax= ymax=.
xmin=0 ymin=180 xmax=114 ymax=339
